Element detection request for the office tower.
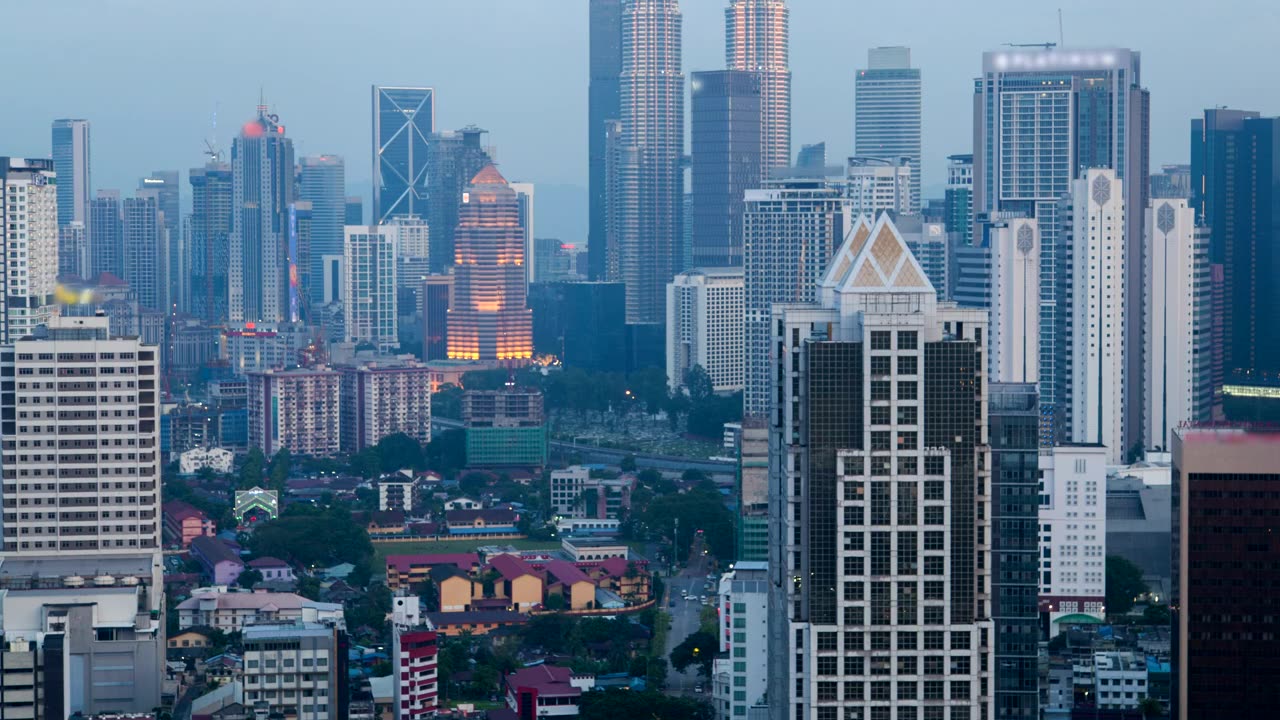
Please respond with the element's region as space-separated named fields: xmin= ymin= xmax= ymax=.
xmin=90 ymin=189 xmax=123 ymax=279
xmin=725 ymin=0 xmax=790 ymax=174
xmin=391 ymin=598 xmax=439 ymax=720
xmin=345 ymin=195 xmax=364 ymax=225
xmin=247 ymin=366 xmax=342 ymax=457
xmin=666 ymin=267 xmax=745 ymax=393
xmin=425 ymin=126 xmax=492 ymax=272
xmin=446 ymin=165 xmax=532 ymax=362
xmin=243 ymin=623 xmax=350 ymax=720
xmin=58 ymin=221 xmax=88 ymax=279
xmin=1037 ymin=444 xmax=1108 ymax=629
xmin=945 ymin=154 xmax=973 ymax=245
xmin=564 ymin=281 xmax=627 ymax=372
xmin=1061 ymin=169 xmax=1128 ymax=462
xmin=510 ymin=181 xmax=536 ymax=283
xmin=137 ymin=171 xmax=179 ymax=312
xmin=767 ymin=214 xmax=991 ymax=720
xmin=845 ymin=155 xmax=911 ymax=217
xmin=989 ymin=217 xmax=1041 ymax=384
xmin=794 ymin=141 xmax=827 ymax=176
xmin=742 ymin=178 xmax=855 ymax=417
xmin=713 ymin=561 xmax=770 ymax=718
xmin=988 ymin=383 xmax=1041 ymax=719
xmin=421 ymin=274 xmax=453 ymax=361
xmin=1190 ymin=110 xmax=1280 ymax=378
xmin=533 ymin=237 xmax=576 ymax=283
xmin=614 ymin=0 xmax=684 ymax=323
xmin=854 ymin=47 xmax=922 ymax=211
xmin=339 ymin=357 xmax=432 ymax=452
xmin=900 ymin=218 xmax=948 ymax=301
xmin=373 ymin=85 xmax=434 ymax=224
xmin=344 ymin=225 xmax=399 ymax=353
xmin=121 ymin=195 xmax=162 ymax=310
xmin=1 ymin=315 xmax=161 ymax=554
xmin=299 ymin=155 xmax=346 ymax=311
xmin=229 ymin=106 xmax=295 ymax=325
xmin=1171 ymin=427 xmax=1280 ymax=720
xmin=588 ymin=0 xmax=623 ymax=281
xmin=976 ymin=49 xmax=1149 ymax=448
xmin=189 ymin=162 xmax=233 ymax=323
xmin=51 ymin=119 xmax=91 ymax=229
xmin=1151 ymin=163 xmax=1191 ymax=199
xmin=291 ymin=200 xmax=313 ymax=318
xmin=1144 ymin=199 xmax=1211 ymax=451
xmin=1 ymin=158 xmax=58 ymax=344
xmin=690 ymin=70 xmax=761 ymax=268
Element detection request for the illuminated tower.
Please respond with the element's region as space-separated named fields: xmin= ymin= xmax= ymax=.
xmin=229 ymin=106 xmax=295 ymax=324
xmin=446 ymin=165 xmax=532 ymax=362
xmin=725 ymin=0 xmax=790 ymax=173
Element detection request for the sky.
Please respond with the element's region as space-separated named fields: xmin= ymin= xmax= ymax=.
xmin=3 ymin=0 xmax=1278 ymax=240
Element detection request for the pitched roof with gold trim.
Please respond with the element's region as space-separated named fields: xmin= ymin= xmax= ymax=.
xmin=824 ymin=213 xmax=935 ymax=296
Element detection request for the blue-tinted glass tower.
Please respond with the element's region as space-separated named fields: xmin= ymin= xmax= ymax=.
xmin=373 ymin=86 xmax=434 ymax=224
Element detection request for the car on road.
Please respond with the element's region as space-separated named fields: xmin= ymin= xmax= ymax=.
xmin=694 ymin=684 xmax=704 ymax=693
xmin=669 ymin=600 xmax=676 ymax=607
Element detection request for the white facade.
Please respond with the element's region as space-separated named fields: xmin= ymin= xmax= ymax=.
xmin=989 ymin=217 xmax=1041 ymax=384
xmin=242 ymin=623 xmax=343 ymax=720
xmin=385 ymin=215 xmax=430 ymax=258
xmin=379 ymin=477 xmax=416 ymax=513
xmin=666 ymin=267 xmax=745 ymax=393
xmin=180 ymin=447 xmax=235 ymax=475
xmin=1 ymin=159 xmax=59 ymax=344
xmin=715 ymin=562 xmax=769 ymax=720
xmin=1094 ymin=652 xmax=1149 ymax=710
xmin=344 ymin=225 xmax=398 ymax=353
xmin=1 ymin=316 xmax=162 ymax=556
xmin=392 ymin=596 xmax=439 ymax=719
xmin=1038 ymin=444 xmax=1108 ymax=629
xmin=1067 ymin=169 xmax=1127 ymax=463
xmin=854 ymin=47 xmax=921 ymax=211
xmin=845 ymin=155 xmax=912 ymax=218
xmin=1144 ymin=199 xmax=1209 ymax=452
xmin=339 ymin=358 xmax=432 ymax=452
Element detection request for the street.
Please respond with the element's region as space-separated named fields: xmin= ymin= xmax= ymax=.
xmin=663 ymin=536 xmax=715 ymax=698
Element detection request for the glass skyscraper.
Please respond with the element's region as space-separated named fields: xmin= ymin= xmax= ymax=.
xmin=51 ymin=118 xmax=91 ymax=229
xmin=725 ymin=0 xmax=790 ymax=173
xmin=690 ymin=69 xmax=760 ymax=268
xmin=855 ymin=47 xmax=921 ymax=212
xmin=588 ymin=0 xmax=623 ymax=281
xmin=372 ymin=86 xmax=434 ymax=224
xmin=425 ymin=127 xmax=493 ymax=273
xmin=299 ymin=155 xmax=346 ymax=313
xmin=229 ymin=107 xmax=295 ymax=324
xmin=189 ymin=162 xmax=232 ymax=323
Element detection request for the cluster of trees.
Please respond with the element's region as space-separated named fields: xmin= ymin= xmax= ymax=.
xmin=1105 ymin=555 xmax=1150 ymax=615
xmin=348 ymin=431 xmax=466 ymax=480
xmin=580 ymin=689 xmax=712 ymax=720
xmin=247 ymin=504 xmax=374 ymax=586
xmin=631 ymin=471 xmax=736 ymax=563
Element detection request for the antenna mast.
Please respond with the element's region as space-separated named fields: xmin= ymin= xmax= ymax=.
xmin=1058 ymin=8 xmax=1065 ymax=47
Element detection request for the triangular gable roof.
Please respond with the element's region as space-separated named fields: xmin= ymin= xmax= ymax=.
xmin=830 ymin=213 xmax=935 ymax=295
xmin=818 ymin=214 xmax=874 ymax=291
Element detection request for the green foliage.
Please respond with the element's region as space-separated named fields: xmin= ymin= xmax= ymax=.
xmin=268 ymin=448 xmax=291 ymax=491
xmin=248 ymin=506 xmax=373 ymax=570
xmin=1139 ymin=697 xmax=1163 ymax=718
xmin=579 ymin=689 xmax=713 ymax=720
xmin=643 ymin=484 xmax=735 ymax=564
xmin=1105 ymin=555 xmax=1148 ymax=614
xmin=620 ymin=454 xmax=638 ymax=472
xmin=459 ymin=471 xmax=492 ymax=499
xmin=296 ymin=574 xmax=322 ymax=600
xmin=424 ymin=429 xmax=466 ymax=478
xmin=669 ymin=630 xmax=718 ymax=678
xmin=376 ymin=433 xmax=426 ymax=472
xmin=1142 ymin=603 xmax=1171 ymax=626
xmin=683 ymin=365 xmax=713 ymax=402
xmin=681 ymin=468 xmax=707 ymax=483
xmin=239 ymin=447 xmax=267 ymax=489
xmin=628 ymin=367 xmax=670 ymax=414
xmin=432 ymin=384 xmax=463 ymax=420
xmin=346 ymin=582 xmax=392 ymax=635
xmin=686 ymin=391 xmax=743 ymax=440
xmin=637 ymin=468 xmax=663 ymax=486
xmin=236 ymin=568 xmax=264 ymax=588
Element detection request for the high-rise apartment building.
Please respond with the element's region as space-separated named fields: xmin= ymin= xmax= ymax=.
xmin=1037 ymin=444 xmax=1108 ymax=629
xmin=845 ymin=156 xmax=912 ymax=217
xmin=1144 ymin=199 xmax=1211 ymax=452
xmin=300 ymin=155 xmax=346 ymax=311
xmin=945 ymin=154 xmax=973 ymax=247
xmin=344 ymin=225 xmax=398 ymax=353
xmin=767 ymin=214 xmax=992 ymax=720
xmin=58 ymin=221 xmax=88 ymax=279
xmin=712 ymin=561 xmax=769 ymax=720
xmin=666 ymin=267 xmax=744 ymax=393
xmin=1062 ymin=169 xmax=1128 ymax=463
xmin=339 ymin=357 xmax=432 ymax=452
xmin=975 ymin=48 xmax=1150 ymax=446
xmin=588 ymin=0 xmax=623 ymax=281
xmin=1 ymin=158 xmax=58 ymax=344
xmin=742 ymin=178 xmax=856 ymax=417
xmin=189 ymin=162 xmax=233 ymax=323
xmin=614 ymin=0 xmax=684 ymax=323
xmin=446 ymin=165 xmax=532 ymax=362
xmin=1 ymin=315 xmax=161 ymax=555
xmin=725 ymin=0 xmax=790 ymax=173
xmin=229 ymin=107 xmax=295 ymax=324
xmin=51 ymin=119 xmax=91 ymax=230
xmin=122 ymin=195 xmax=163 ymax=311
xmin=242 ymin=622 xmax=350 ymax=720
xmin=247 ymin=366 xmax=342 ymax=457
xmin=1171 ymin=427 xmax=1280 ymax=720
xmin=89 ymin=189 xmax=123 ymax=279
xmin=690 ymin=70 xmax=761 ymax=268
xmin=855 ymin=47 xmax=921 ymax=212
xmin=988 ymin=217 xmax=1040 ymax=384
xmin=373 ymin=86 xmax=434 ymax=224
xmin=1190 ymin=110 xmax=1280 ymax=378
xmin=425 ymin=126 xmax=492 ymax=272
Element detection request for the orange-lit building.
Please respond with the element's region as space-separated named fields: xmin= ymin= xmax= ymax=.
xmin=446 ymin=165 xmax=533 ymax=364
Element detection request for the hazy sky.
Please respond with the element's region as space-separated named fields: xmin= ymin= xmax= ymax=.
xmin=4 ymin=0 xmax=1278 ymax=236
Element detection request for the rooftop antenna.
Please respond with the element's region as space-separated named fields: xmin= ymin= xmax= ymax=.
xmin=1058 ymin=8 xmax=1065 ymax=47
xmin=203 ymin=101 xmax=222 ymax=163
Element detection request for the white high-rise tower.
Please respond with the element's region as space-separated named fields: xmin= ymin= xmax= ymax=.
xmin=725 ymin=0 xmax=790 ymax=173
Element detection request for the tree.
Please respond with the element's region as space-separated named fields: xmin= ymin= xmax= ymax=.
xmin=376 ymin=433 xmax=425 ymax=473
xmin=236 ymin=568 xmax=264 ymax=588
xmin=644 ymin=485 xmax=736 ymax=564
xmin=686 ymin=391 xmax=743 ymax=440
xmin=579 ymin=689 xmax=711 ymax=720
xmin=239 ymin=448 xmax=267 ymax=489
xmin=1138 ymin=697 xmax=1163 ymax=718
xmin=628 ymin=367 xmax=670 ymax=414
xmin=1142 ymin=603 xmax=1171 ymax=626
xmin=268 ymin=448 xmax=291 ymax=490
xmin=349 ymin=446 xmax=383 ymax=479
xmin=248 ymin=506 xmax=373 ymax=570
xmin=1106 ymin=555 xmax=1148 ymax=614
xmin=681 ymin=469 xmax=707 ymax=483
xmin=424 ymin=429 xmax=466 ymax=478
xmin=683 ymin=365 xmax=713 ymax=402
xmin=432 ymin=385 xmax=464 ymax=420
xmin=669 ymin=630 xmax=717 ymax=678
xmin=620 ymin=454 xmax=638 ymax=472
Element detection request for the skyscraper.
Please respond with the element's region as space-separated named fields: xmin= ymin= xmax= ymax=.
xmin=510 ymin=182 xmax=536 ymax=284
xmin=446 ymin=165 xmax=532 ymax=362
xmin=51 ymin=118 xmax=91 ymax=229
xmin=1144 ymin=199 xmax=1211 ymax=451
xmin=229 ymin=107 xmax=295 ymax=324
xmin=122 ymin=195 xmax=163 ymax=310
xmin=945 ymin=153 xmax=973 ymax=246
xmin=665 ymin=267 xmax=744 ymax=393
xmin=373 ymin=86 xmax=434 ymax=224
xmin=767 ymin=214 xmax=992 ymax=720
xmin=588 ymin=0 xmax=623 ymax=281
xmin=614 ymin=0 xmax=684 ymax=323
xmin=58 ymin=221 xmax=88 ymax=279
xmin=344 ymin=225 xmax=398 ymax=353
xmin=989 ymin=217 xmax=1041 ymax=384
xmin=90 ymin=189 xmax=123 ymax=279
xmin=0 ymin=158 xmax=58 ymax=344
xmin=690 ymin=69 xmax=761 ymax=268
xmin=425 ymin=126 xmax=492 ymax=272
xmin=137 ymin=171 xmax=180 ymax=313
xmin=300 ymin=155 xmax=346 ymax=310
xmin=974 ymin=47 xmax=1150 ymax=446
xmin=725 ymin=0 xmax=790 ymax=174
xmin=854 ymin=47 xmax=921 ymax=212
xmin=189 ymin=162 xmax=233 ymax=323
xmin=345 ymin=195 xmax=364 ymax=225
xmin=1190 ymin=110 xmax=1280 ymax=379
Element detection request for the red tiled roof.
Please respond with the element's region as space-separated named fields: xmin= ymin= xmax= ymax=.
xmin=505 ymin=664 xmax=580 ymax=697
xmin=486 ymin=553 xmax=542 ymax=582
xmin=543 ymin=560 xmax=590 ymax=586
xmin=445 ymin=508 xmax=517 ymax=526
xmin=595 ymin=557 xmax=631 ymax=577
xmin=248 ymin=556 xmax=288 ymax=569
xmin=386 ymin=553 xmax=480 ymax=573
xmin=163 ymin=500 xmax=207 ymax=522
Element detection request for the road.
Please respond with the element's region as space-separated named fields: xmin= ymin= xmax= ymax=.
xmin=663 ymin=537 xmax=714 ymax=698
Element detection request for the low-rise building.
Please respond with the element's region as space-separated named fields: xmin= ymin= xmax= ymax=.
xmin=177 ymin=590 xmax=344 ymax=632
xmin=504 ymin=665 xmax=593 ymax=718
xmin=179 ymin=447 xmax=235 ymax=475
xmin=1094 ymin=652 xmax=1149 ymax=711
xmin=543 ymin=561 xmax=594 ymax=610
xmin=247 ymin=557 xmax=295 ymax=583
xmin=423 ymin=610 xmax=528 ymax=637
xmin=443 ymin=496 xmax=482 ymax=511
xmin=385 ymin=554 xmax=481 ymax=591
xmin=379 ymin=474 xmax=417 ymax=513
xmin=164 ymin=501 xmax=217 ymax=548
xmin=463 ymin=388 xmax=547 ymax=467
xmin=548 ymin=466 xmax=633 ymax=520
xmin=168 ymin=629 xmax=212 ymax=652
xmin=241 ymin=622 xmax=348 ymax=720
xmin=484 ymin=554 xmax=545 ymax=612
xmin=429 ymin=566 xmax=475 ymax=613
xmin=190 ymin=536 xmax=244 ymax=585
xmin=444 ymin=508 xmax=519 ymax=536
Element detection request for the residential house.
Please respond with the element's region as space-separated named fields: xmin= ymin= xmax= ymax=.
xmin=504 ymin=665 xmax=593 ymax=718
xmin=430 ymin=565 xmax=477 ymax=613
xmin=164 ymin=500 xmax=217 ymax=548
xmin=191 ymin=536 xmax=245 ymax=585
xmin=176 ymin=590 xmax=345 ymax=632
xmin=247 ymin=557 xmax=295 ymax=583
xmin=444 ymin=497 xmax=482 ymax=511
xmin=168 ymin=629 xmax=212 ymax=652
xmin=587 ymin=557 xmax=651 ymax=603
xmin=202 ymin=654 xmax=244 ymax=687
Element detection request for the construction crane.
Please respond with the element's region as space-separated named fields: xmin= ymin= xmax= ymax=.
xmin=202 ymin=102 xmax=222 ymax=163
